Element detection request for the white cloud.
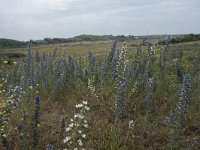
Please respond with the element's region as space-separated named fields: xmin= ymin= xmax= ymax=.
xmin=0 ymin=0 xmax=199 ymax=40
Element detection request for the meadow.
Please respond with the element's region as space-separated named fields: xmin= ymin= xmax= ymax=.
xmin=0 ymin=39 xmax=200 ymax=150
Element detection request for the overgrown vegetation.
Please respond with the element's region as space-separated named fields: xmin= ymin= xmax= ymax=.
xmin=0 ymin=39 xmax=27 ymax=49
xmin=0 ymin=34 xmax=169 ymax=48
xmin=158 ymin=34 xmax=200 ymax=45
xmin=0 ymin=35 xmax=136 ymax=48
xmin=0 ymin=39 xmax=199 ymax=149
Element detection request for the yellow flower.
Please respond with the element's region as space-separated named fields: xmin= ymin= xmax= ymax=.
xmin=0 ymin=84 xmax=3 ymax=87
xmin=2 ymin=90 xmax=5 ymax=93
xmin=36 ymin=84 xmax=39 ymax=86
xmin=29 ymin=86 xmax=33 ymax=90
xmin=3 ymin=121 xmax=7 ymax=124
xmin=37 ymin=124 xmax=40 ymax=128
xmin=3 ymin=61 xmax=8 ymax=64
xmin=36 ymin=91 xmax=39 ymax=94
xmin=2 ymin=78 xmax=5 ymax=81
xmin=0 ymin=102 xmax=6 ymax=107
xmin=2 ymin=134 xmax=7 ymax=138
xmin=0 ymin=91 xmax=2 ymax=94
xmin=13 ymin=61 xmax=17 ymax=65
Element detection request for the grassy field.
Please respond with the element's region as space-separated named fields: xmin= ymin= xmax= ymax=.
xmin=0 ymin=39 xmax=200 ymax=149
xmin=0 ymin=41 xmax=117 ymax=57
xmin=0 ymin=38 xmax=162 ymax=58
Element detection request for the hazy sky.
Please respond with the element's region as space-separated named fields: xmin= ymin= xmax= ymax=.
xmin=0 ymin=0 xmax=199 ymax=41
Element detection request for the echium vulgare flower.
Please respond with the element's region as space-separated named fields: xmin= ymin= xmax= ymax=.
xmin=145 ymin=93 xmax=153 ymax=112
xmin=115 ymin=80 xmax=127 ymax=123
xmin=101 ymin=58 xmax=108 ymax=83
xmin=108 ymin=40 xmax=117 ymax=63
xmin=46 ymin=144 xmax=54 ymax=150
xmin=18 ymin=111 xmax=29 ymax=148
xmin=88 ymin=51 xmax=96 ymax=74
xmin=33 ymin=96 xmax=40 ymax=148
xmin=166 ymin=74 xmax=191 ymax=126
xmin=68 ymin=56 xmax=76 ymax=76
xmin=165 ymin=74 xmax=191 ymax=149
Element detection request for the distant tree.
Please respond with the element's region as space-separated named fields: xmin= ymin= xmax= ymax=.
xmin=0 ymin=39 xmax=26 ymax=48
xmin=44 ymin=38 xmax=53 ymax=44
xmin=158 ymin=34 xmax=200 ymax=45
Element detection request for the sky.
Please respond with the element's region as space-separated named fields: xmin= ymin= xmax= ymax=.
xmin=0 ymin=0 xmax=200 ymax=41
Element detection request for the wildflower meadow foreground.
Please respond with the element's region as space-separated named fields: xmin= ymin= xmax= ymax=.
xmin=0 ymin=40 xmax=199 ymax=149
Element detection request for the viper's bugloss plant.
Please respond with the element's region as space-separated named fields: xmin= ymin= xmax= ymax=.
xmin=0 ymin=40 xmax=199 ymax=149
xmin=46 ymin=144 xmax=54 ymax=150
xmin=166 ymin=74 xmax=191 ymax=149
xmin=159 ymin=47 xmax=165 ymax=77
xmin=101 ymin=58 xmax=108 ymax=83
xmin=18 ymin=111 xmax=29 ymax=149
xmin=60 ymin=117 xmax=65 ymax=141
xmin=115 ymin=80 xmax=127 ymax=123
xmin=33 ymin=96 xmax=40 ymax=148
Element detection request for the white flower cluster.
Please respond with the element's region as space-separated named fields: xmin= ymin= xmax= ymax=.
xmin=131 ymin=82 xmax=138 ymax=93
xmin=117 ymin=42 xmax=129 ymax=80
xmin=129 ymin=120 xmax=134 ymax=129
xmin=75 ymin=101 xmax=90 ymax=111
xmin=122 ymin=59 xmax=129 ymax=78
xmin=148 ymin=78 xmax=153 ymax=88
xmin=88 ymin=77 xmax=98 ymax=99
xmin=150 ymin=46 xmax=155 ymax=55
xmin=63 ymin=101 xmax=90 ymax=149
